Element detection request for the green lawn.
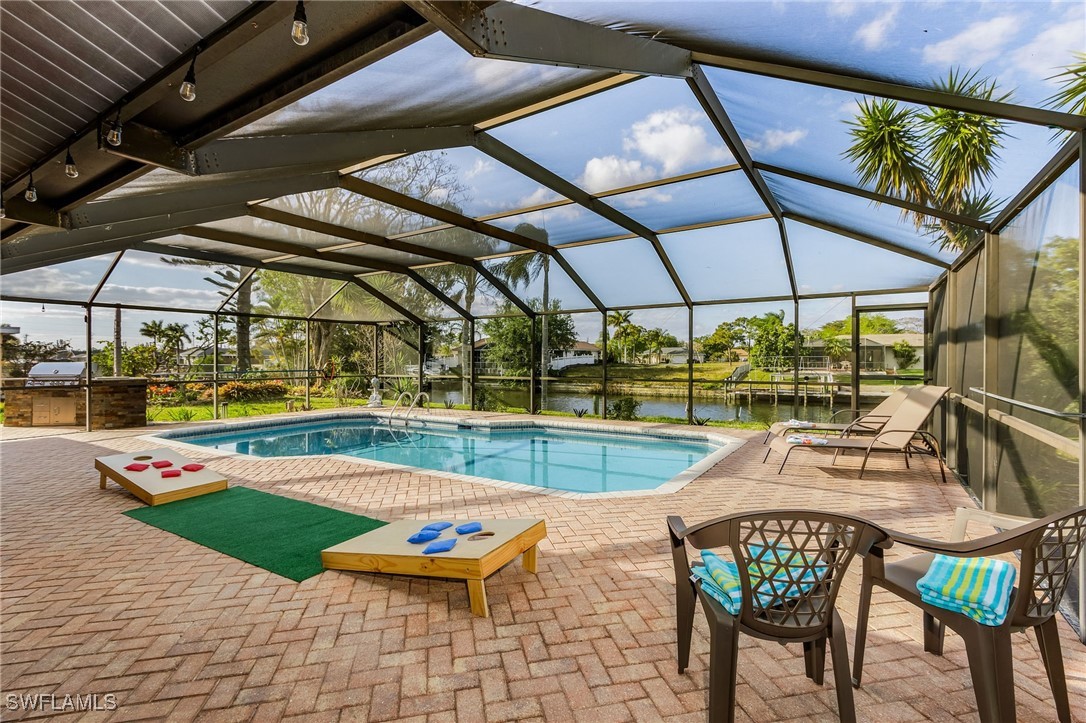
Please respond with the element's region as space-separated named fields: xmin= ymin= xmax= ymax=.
xmin=561 ymin=362 xmax=741 ymax=382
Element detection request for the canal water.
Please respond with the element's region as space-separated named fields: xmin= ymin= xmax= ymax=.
xmin=424 ymin=380 xmax=853 ymax=424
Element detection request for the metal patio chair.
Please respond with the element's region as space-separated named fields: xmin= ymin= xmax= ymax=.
xmin=763 ymin=385 xmax=950 ymax=480
xmin=669 ymin=511 xmax=890 ymax=722
xmin=853 ymin=504 xmax=1086 ymax=722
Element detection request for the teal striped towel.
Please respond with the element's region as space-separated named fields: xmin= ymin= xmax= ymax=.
xmin=916 ymin=554 xmax=1016 ymax=626
xmin=693 ymin=545 xmax=830 ymax=615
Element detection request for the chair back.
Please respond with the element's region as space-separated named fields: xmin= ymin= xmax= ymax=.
xmin=682 ymin=511 xmax=889 ymax=640
xmin=864 ymin=387 xmax=911 ymax=418
xmin=873 ymin=385 xmax=950 ymax=448
xmin=1010 ymin=505 xmax=1086 ymax=627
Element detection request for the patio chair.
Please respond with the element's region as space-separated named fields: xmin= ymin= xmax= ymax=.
xmin=668 ymin=511 xmax=891 ymax=722
xmin=762 ymin=386 xmax=912 ymax=443
xmin=763 ymin=385 xmax=950 ymax=480
xmin=852 ymin=504 xmax=1086 ymax=722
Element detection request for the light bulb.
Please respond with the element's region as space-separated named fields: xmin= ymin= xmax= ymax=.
xmin=65 ymin=149 xmax=79 ymax=178
xmin=179 ymin=56 xmax=197 ymax=102
xmin=106 ymin=122 xmax=122 ymax=146
xmin=292 ymin=1 xmax=309 ymax=45
xmin=24 ymin=174 xmax=37 ymax=203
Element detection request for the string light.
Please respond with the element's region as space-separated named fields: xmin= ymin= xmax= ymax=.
xmin=291 ymin=1 xmax=309 ymax=45
xmin=179 ymin=52 xmax=198 ymax=102
xmin=64 ymin=148 xmax=79 ymax=178
xmin=24 ymin=172 xmax=37 ymax=203
xmin=106 ymin=109 xmax=123 ymax=147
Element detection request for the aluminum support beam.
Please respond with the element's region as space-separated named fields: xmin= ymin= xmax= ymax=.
xmin=0 ymin=196 xmax=67 ymax=228
xmin=340 ymin=176 xmax=606 ymax=312
xmin=687 ymin=65 xmax=798 ymax=302
xmin=248 ymin=205 xmax=533 ymax=317
xmin=991 ymin=138 xmax=1080 ymax=233
xmin=352 ymin=279 xmax=425 ymax=327
xmin=1077 ymin=131 xmax=1086 ymax=642
xmin=754 ymin=163 xmax=991 ymax=231
xmin=409 ymin=1 xmax=691 ymax=78
xmin=1 ymin=203 xmax=251 ymax=274
xmin=785 ymin=214 xmax=952 ymax=269
xmin=691 ymin=52 xmax=1086 ymax=131
xmin=69 ymin=172 xmax=340 ymax=230
xmin=101 ymin=125 xmax=475 ymax=176
xmin=308 ymin=282 xmax=350 ymax=320
xmin=476 ymin=133 xmax=691 ymax=306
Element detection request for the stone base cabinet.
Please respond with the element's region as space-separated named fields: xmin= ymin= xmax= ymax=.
xmin=4 ymin=378 xmax=148 ymax=429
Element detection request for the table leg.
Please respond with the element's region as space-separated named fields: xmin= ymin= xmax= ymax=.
xmin=523 ymin=544 xmax=538 ymax=574
xmin=467 ymin=579 xmax=488 ymax=618
xmin=99 ymin=472 xmax=108 ymax=490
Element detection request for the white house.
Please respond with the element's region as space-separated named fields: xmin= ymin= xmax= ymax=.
xmin=550 ymin=341 xmax=602 ymax=370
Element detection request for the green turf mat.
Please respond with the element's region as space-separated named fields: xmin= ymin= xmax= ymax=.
xmin=124 ymin=487 xmax=386 ymax=582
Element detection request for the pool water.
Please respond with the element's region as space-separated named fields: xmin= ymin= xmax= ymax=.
xmin=166 ymin=418 xmax=720 ymax=494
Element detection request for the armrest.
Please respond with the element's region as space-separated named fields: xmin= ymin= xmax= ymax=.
xmin=950 ymin=507 xmax=1036 ymax=542
xmin=667 ymin=515 xmax=689 ymax=541
xmin=827 ymin=408 xmax=861 ymax=422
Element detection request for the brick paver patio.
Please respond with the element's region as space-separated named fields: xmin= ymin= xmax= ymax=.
xmin=1 ymin=412 xmax=1083 ymax=722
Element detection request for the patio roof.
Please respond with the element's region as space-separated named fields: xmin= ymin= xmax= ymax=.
xmin=2 ymin=1 xmax=1081 ymax=323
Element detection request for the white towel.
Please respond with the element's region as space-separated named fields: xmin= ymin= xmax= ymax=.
xmin=785 ymin=419 xmax=816 ymax=428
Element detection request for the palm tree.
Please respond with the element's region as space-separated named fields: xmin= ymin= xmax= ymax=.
xmin=823 ymin=336 xmax=850 ymax=368
xmin=160 ymin=323 xmax=191 ymax=371
xmin=844 ymin=69 xmax=1010 ymax=251
xmin=494 ymin=223 xmax=552 ymax=407
xmin=139 ymin=320 xmax=166 ymax=370
xmin=606 ymin=310 xmax=633 ymax=363
xmin=1045 ymin=53 xmax=1086 ymax=118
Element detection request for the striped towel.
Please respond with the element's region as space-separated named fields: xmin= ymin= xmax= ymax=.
xmin=785 ymin=419 xmax=816 ymax=428
xmin=786 ymin=434 xmax=828 ymax=446
xmin=693 ymin=545 xmax=830 ymax=615
xmin=916 ymin=554 xmax=1017 ymax=626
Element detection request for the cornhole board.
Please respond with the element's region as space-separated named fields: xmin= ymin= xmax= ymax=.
xmin=322 ymin=518 xmax=546 ymax=617
xmin=95 ymin=447 xmax=227 ymax=506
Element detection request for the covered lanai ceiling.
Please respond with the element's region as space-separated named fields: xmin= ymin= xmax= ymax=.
xmin=2 ymin=1 xmax=1083 ymax=324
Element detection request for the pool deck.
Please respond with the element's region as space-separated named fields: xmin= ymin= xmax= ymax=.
xmin=2 ymin=408 xmax=1083 ymax=722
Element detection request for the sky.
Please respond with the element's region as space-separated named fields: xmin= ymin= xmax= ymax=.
xmin=3 ymin=1 xmax=1082 ymax=348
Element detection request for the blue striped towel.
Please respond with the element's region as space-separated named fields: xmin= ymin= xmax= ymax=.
xmin=916 ymin=554 xmax=1017 ymax=626
xmin=693 ymin=545 xmax=830 ymax=615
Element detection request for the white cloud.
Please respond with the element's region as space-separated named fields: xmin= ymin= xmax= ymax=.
xmin=1010 ymin=13 xmax=1085 ymax=81
xmin=827 ymin=1 xmax=856 ymax=19
xmin=622 ymin=107 xmax=730 ymax=175
xmin=578 ymin=156 xmax=658 ymax=193
xmin=516 ymin=186 xmax=562 ymax=208
xmin=854 ymin=6 xmax=900 ymax=51
xmin=922 ymin=16 xmax=1020 ymax=67
xmin=464 ymin=158 xmax=495 ymax=179
xmin=745 ymin=128 xmax=809 ymax=154
xmin=611 ymin=187 xmax=673 ymax=209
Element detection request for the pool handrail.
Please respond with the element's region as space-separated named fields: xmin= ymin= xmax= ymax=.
xmin=404 ymin=392 xmax=429 ymax=424
xmin=387 ymin=391 xmax=413 ymax=425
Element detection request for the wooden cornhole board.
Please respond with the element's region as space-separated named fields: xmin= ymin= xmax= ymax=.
xmin=322 ymin=518 xmax=546 ymax=617
xmin=95 ymin=447 xmax=228 ymax=506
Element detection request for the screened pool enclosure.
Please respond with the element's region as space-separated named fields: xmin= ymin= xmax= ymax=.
xmin=1 ymin=1 xmax=1083 ymax=622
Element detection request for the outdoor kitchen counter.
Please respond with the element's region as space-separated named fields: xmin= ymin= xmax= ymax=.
xmin=2 ymin=377 xmax=148 ymax=429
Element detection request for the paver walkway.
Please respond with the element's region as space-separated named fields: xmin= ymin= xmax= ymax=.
xmin=1 ymin=413 xmax=1083 ymax=722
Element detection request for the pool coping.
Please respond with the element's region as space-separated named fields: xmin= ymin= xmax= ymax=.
xmin=144 ymin=410 xmax=745 ymax=499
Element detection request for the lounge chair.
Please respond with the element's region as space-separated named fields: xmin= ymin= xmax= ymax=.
xmin=668 ymin=511 xmax=890 ymax=723
xmin=763 ymin=385 xmax=950 ymax=480
xmin=853 ymin=505 xmax=1086 ymax=722
xmin=762 ymin=387 xmax=912 ymax=443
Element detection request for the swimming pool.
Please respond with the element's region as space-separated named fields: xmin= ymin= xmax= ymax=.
xmin=158 ymin=415 xmax=740 ymax=495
